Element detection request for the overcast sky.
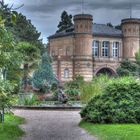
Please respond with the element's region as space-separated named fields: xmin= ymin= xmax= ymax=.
xmin=4 ymin=0 xmax=140 ymax=43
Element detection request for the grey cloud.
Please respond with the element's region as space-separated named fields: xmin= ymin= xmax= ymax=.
xmin=4 ymin=0 xmax=140 ymax=43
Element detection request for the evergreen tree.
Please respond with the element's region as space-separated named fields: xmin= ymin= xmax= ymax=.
xmin=0 ymin=0 xmax=15 ymax=27
xmin=56 ymin=11 xmax=73 ymax=33
xmin=117 ymin=59 xmax=139 ymax=76
xmin=0 ymin=1 xmax=44 ymax=52
xmin=106 ymin=22 xmax=113 ymax=27
xmin=115 ymin=24 xmax=121 ymax=30
xmin=32 ymin=53 xmax=57 ymax=93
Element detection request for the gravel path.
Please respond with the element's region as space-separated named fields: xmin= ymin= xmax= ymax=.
xmin=14 ymin=110 xmax=97 ymax=140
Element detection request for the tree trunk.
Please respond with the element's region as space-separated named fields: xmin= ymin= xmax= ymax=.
xmin=23 ymin=64 xmax=28 ymax=92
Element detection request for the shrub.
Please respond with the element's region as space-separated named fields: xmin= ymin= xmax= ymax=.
xmin=80 ymin=75 xmax=109 ymax=103
xmin=65 ymin=88 xmax=80 ymax=101
xmin=65 ymin=75 xmax=84 ymax=89
xmin=18 ymin=93 xmax=38 ymax=105
xmin=80 ymin=77 xmax=140 ymax=123
xmin=64 ymin=75 xmax=84 ymax=101
xmin=116 ymin=59 xmax=139 ymax=76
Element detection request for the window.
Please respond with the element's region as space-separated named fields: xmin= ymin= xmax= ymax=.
xmin=102 ymin=41 xmax=109 ymax=57
xmin=92 ymin=41 xmax=99 ymax=57
xmin=64 ymin=68 xmax=69 ymax=78
xmin=51 ymin=50 xmax=55 ymax=56
xmin=58 ymin=48 xmax=63 ymax=56
xmin=112 ymin=42 xmax=119 ymax=57
xmin=66 ymin=48 xmax=70 ymax=56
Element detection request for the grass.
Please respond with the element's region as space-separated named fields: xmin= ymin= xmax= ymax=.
xmin=80 ymin=75 xmax=109 ymax=103
xmin=80 ymin=121 xmax=140 ymax=140
xmin=0 ymin=114 xmax=25 ymax=140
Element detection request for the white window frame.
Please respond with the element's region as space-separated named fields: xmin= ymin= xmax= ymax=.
xmin=92 ymin=40 xmax=99 ymax=57
xmin=64 ymin=68 xmax=69 ymax=78
xmin=112 ymin=42 xmax=119 ymax=57
xmin=102 ymin=41 xmax=109 ymax=57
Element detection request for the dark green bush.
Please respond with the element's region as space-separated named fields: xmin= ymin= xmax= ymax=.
xmin=80 ymin=77 xmax=140 ymax=123
xmin=65 ymin=75 xmax=84 ymax=89
xmin=65 ymin=88 xmax=80 ymax=100
xmin=116 ymin=59 xmax=139 ymax=76
xmin=80 ymin=75 xmax=109 ymax=103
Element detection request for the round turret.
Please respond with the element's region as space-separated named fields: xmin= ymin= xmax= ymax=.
xmin=74 ymin=14 xmax=93 ymax=33
xmin=73 ymin=14 xmax=93 ymax=81
xmin=121 ymin=18 xmax=140 ymax=60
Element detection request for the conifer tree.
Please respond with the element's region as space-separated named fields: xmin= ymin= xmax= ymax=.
xmin=56 ymin=11 xmax=73 ymax=33
xmin=32 ymin=53 xmax=57 ymax=93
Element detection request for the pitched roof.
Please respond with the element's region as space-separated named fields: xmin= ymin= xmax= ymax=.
xmin=93 ymin=24 xmax=122 ymax=37
xmin=48 ymin=24 xmax=122 ymax=39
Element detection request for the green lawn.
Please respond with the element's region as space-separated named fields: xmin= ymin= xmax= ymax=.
xmin=0 ymin=114 xmax=25 ymax=140
xmin=80 ymin=121 xmax=140 ymax=140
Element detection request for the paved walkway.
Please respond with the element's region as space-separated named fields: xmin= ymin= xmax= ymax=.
xmin=14 ymin=110 xmax=97 ymax=140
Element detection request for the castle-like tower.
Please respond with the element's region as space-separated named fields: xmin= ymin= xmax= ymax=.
xmin=73 ymin=14 xmax=93 ymax=81
xmin=48 ymin=13 xmax=140 ymax=82
xmin=121 ymin=18 xmax=140 ymax=60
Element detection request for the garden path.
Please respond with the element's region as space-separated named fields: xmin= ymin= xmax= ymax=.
xmin=14 ymin=110 xmax=97 ymax=140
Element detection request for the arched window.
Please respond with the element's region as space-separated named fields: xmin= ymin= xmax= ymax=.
xmin=102 ymin=41 xmax=109 ymax=57
xmin=64 ymin=68 xmax=69 ymax=78
xmin=92 ymin=41 xmax=99 ymax=57
xmin=112 ymin=42 xmax=119 ymax=57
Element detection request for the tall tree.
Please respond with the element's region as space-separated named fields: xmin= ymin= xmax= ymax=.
xmin=17 ymin=42 xmax=40 ymax=92
xmin=56 ymin=11 xmax=73 ymax=33
xmin=0 ymin=16 xmax=21 ymax=122
xmin=115 ymin=24 xmax=121 ymax=30
xmin=32 ymin=53 xmax=57 ymax=93
xmin=0 ymin=0 xmax=14 ymax=27
xmin=106 ymin=22 xmax=113 ymax=27
xmin=0 ymin=1 xmax=44 ymax=53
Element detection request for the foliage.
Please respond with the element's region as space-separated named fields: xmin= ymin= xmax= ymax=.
xmin=0 ymin=1 xmax=44 ymax=52
xmin=21 ymin=93 xmax=38 ymax=106
xmin=0 ymin=28 xmax=21 ymax=94
xmin=115 ymin=24 xmax=121 ymax=30
xmin=65 ymin=75 xmax=84 ymax=89
xmin=0 ymin=27 xmax=21 ymax=72
xmin=56 ymin=11 xmax=73 ymax=33
xmin=0 ymin=80 xmax=15 ymax=109
xmin=116 ymin=59 xmax=139 ymax=76
xmin=51 ymin=82 xmax=58 ymax=92
xmin=106 ymin=22 xmax=113 ymax=27
xmin=17 ymin=41 xmax=40 ymax=91
xmin=73 ymin=75 xmax=84 ymax=84
xmin=64 ymin=75 xmax=84 ymax=101
xmin=0 ymin=29 xmax=22 ymax=93
xmin=0 ymin=0 xmax=16 ymax=28
xmin=135 ymin=50 xmax=140 ymax=76
xmin=0 ymin=114 xmax=25 ymax=140
xmin=12 ymin=12 xmax=44 ymax=53
xmin=32 ymin=53 xmax=57 ymax=93
xmin=80 ymin=77 xmax=140 ymax=123
xmin=65 ymin=88 xmax=80 ymax=101
xmin=80 ymin=120 xmax=140 ymax=140
xmin=80 ymin=75 xmax=109 ymax=103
